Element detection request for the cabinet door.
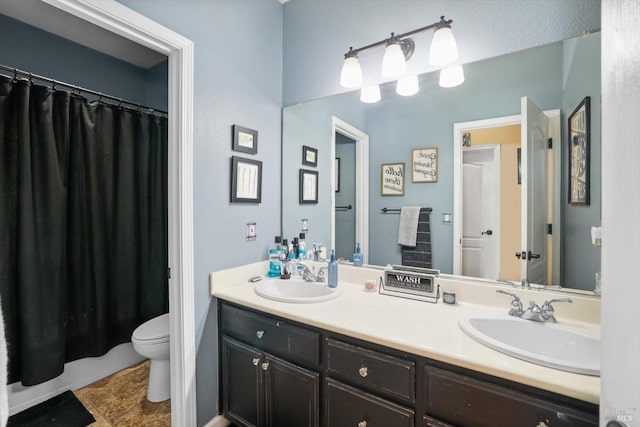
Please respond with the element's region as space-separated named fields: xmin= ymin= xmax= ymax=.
xmin=222 ymin=336 xmax=264 ymax=427
xmin=264 ymin=354 xmax=319 ymax=427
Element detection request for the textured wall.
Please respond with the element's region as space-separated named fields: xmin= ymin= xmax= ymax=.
xmin=283 ymin=0 xmax=600 ymax=105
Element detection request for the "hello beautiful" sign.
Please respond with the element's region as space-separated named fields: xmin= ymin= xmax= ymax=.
xmin=381 ymin=163 xmax=405 ymax=196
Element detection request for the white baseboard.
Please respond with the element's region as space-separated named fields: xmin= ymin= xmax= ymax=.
xmin=8 ymin=342 xmax=144 ymax=415
xmin=203 ymin=414 xmax=230 ymax=427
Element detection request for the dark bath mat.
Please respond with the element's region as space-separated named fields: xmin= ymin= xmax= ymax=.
xmin=7 ymin=390 xmax=95 ymax=427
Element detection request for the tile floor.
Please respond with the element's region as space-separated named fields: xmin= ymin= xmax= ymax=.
xmin=75 ymin=361 xmax=171 ymax=426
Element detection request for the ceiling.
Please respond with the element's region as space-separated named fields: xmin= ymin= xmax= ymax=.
xmin=0 ymin=0 xmax=166 ymax=69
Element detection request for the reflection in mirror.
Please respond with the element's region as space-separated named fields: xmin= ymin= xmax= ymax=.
xmin=282 ymin=32 xmax=600 ymax=292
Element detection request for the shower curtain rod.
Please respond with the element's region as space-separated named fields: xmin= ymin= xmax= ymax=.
xmin=0 ymin=63 xmax=167 ymax=115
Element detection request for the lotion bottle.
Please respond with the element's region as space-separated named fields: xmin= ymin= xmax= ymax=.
xmin=352 ymin=242 xmax=363 ymax=267
xmin=328 ymin=249 xmax=338 ymax=288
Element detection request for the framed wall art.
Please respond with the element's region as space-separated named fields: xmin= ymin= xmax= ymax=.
xmin=230 ymin=156 xmax=262 ymax=203
xmin=232 ymin=124 xmax=258 ymax=154
xmin=411 ymin=147 xmax=438 ymax=183
xmin=299 ymin=169 xmax=318 ymax=204
xmin=302 ymin=145 xmax=318 ymax=167
xmin=568 ymin=96 xmax=590 ymax=205
xmin=381 ymin=162 xmax=405 ymax=196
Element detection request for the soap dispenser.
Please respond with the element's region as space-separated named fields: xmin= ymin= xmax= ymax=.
xmin=353 ymin=242 xmax=363 ymax=267
xmin=328 ymin=249 xmax=338 ymax=288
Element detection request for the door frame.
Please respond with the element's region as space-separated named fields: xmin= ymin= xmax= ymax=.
xmin=331 ymin=117 xmax=369 ymax=264
xmin=453 ymin=111 xmax=561 ymax=280
xmin=43 ymin=1 xmax=196 ymax=425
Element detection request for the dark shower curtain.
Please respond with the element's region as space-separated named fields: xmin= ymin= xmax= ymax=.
xmin=0 ymin=75 xmax=169 ymax=386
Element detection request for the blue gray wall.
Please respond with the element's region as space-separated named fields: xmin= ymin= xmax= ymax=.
xmin=116 ymin=1 xmax=283 ymax=424
xmin=0 ymin=14 xmax=166 ymax=110
xmin=561 ymin=33 xmax=601 ymax=289
xmin=283 ymin=0 xmax=600 ymax=105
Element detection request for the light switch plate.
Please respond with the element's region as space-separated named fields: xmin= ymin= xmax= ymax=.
xmin=301 ymin=218 xmax=309 ymax=232
xmin=246 ymin=221 xmax=257 ymax=241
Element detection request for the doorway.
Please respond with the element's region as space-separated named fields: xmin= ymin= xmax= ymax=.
xmin=334 ymin=133 xmax=356 ymax=260
xmin=331 ymin=117 xmax=369 ymax=264
xmin=29 ymin=1 xmax=196 ymax=425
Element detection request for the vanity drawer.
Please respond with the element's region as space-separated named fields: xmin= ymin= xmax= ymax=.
xmin=325 ymin=378 xmax=414 ymax=427
xmin=326 ymin=338 xmax=415 ymax=403
xmin=221 ymin=304 xmax=320 ymax=367
xmin=423 ymin=366 xmax=598 ymax=427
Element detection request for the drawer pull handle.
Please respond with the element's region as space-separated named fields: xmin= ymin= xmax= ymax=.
xmin=256 ymin=330 xmax=264 ymax=339
xmin=252 ymin=358 xmax=260 ymax=366
xmin=358 ymin=367 xmax=368 ymax=378
xmin=261 ymin=362 xmax=270 ymax=371
xmin=358 ymin=421 xmax=367 ymax=427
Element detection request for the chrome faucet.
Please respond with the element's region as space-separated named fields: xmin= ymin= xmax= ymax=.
xmin=497 ymin=290 xmax=572 ymax=322
xmin=298 ymin=263 xmax=326 ymax=283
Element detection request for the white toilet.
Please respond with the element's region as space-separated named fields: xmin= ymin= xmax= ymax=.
xmin=131 ymin=313 xmax=170 ymax=402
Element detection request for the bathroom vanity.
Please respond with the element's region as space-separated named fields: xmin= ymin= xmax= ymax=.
xmin=211 ymin=262 xmax=600 ymax=426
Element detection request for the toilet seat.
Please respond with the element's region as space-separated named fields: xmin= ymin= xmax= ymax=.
xmin=132 ymin=313 xmax=169 ymax=344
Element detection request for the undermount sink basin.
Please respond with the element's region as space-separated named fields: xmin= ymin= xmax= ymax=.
xmin=459 ymin=316 xmax=600 ymax=376
xmin=254 ymin=278 xmax=342 ymax=303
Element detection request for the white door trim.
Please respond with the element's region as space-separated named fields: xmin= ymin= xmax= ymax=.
xmin=453 ymin=115 xmax=519 ymax=275
xmin=331 ymin=117 xmax=369 ymax=264
xmin=42 ymin=1 xmax=196 ymax=425
xmin=453 ymin=110 xmax=561 ymax=281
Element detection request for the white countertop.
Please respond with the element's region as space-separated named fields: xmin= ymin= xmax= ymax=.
xmin=210 ymin=261 xmax=600 ymax=405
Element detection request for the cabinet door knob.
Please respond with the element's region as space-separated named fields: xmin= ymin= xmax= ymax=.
xmin=357 ymin=421 xmax=367 ymax=427
xmin=256 ymin=330 xmax=264 ymax=339
xmin=358 ymin=366 xmax=368 ymax=378
xmin=261 ymin=362 xmax=269 ymax=371
xmin=252 ymin=358 xmax=260 ymax=366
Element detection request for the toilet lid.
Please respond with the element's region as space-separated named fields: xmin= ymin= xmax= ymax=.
xmin=132 ymin=313 xmax=170 ymax=342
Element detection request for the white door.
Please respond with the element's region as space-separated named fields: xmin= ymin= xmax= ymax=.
xmin=521 ymin=97 xmax=549 ymax=283
xmin=461 ymin=145 xmax=500 ymax=279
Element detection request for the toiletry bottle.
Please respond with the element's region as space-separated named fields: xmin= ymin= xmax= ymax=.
xmin=353 ymin=242 xmax=363 ymax=267
xmin=298 ymin=233 xmax=307 ymax=260
xmin=292 ymin=237 xmax=299 ymax=259
xmin=267 ymin=236 xmax=282 ymax=277
xmin=328 ymin=249 xmax=338 ymax=288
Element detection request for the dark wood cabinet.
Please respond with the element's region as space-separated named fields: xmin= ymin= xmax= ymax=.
xmin=218 ymin=302 xmax=598 ymax=427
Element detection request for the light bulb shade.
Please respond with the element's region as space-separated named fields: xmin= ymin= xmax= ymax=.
xmin=382 ymin=43 xmax=407 ymax=78
xmin=360 ymin=85 xmax=381 ymax=103
xmin=439 ymin=65 xmax=465 ymax=88
xmin=429 ymin=26 xmax=458 ymax=66
xmin=396 ymin=75 xmax=419 ymax=96
xmin=340 ymin=56 xmax=363 ymax=88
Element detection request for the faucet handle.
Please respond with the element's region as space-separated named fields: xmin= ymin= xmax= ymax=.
xmin=541 ymin=298 xmax=572 ymax=321
xmin=496 ymin=290 xmax=524 ymax=317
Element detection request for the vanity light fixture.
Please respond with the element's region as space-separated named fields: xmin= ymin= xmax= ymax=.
xmin=360 ymin=84 xmax=381 ymax=103
xmin=339 ymin=16 xmax=461 ymax=100
xmin=439 ymin=64 xmax=465 ymax=88
xmin=396 ymin=75 xmax=419 ymax=96
xmin=340 ymin=48 xmax=363 ymax=88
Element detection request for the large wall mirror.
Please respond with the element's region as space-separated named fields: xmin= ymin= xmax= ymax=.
xmin=282 ymin=32 xmax=601 ymax=292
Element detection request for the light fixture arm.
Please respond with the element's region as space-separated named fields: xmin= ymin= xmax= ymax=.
xmin=345 ymin=16 xmax=453 ymax=57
